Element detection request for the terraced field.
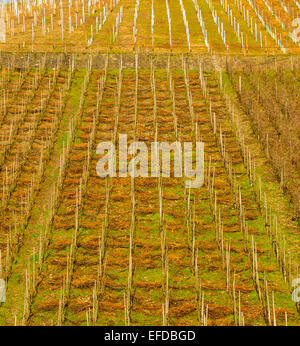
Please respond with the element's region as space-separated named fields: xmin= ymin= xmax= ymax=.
xmin=0 ymin=55 xmax=299 ymax=325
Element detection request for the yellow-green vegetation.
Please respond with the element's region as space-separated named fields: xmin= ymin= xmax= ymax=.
xmin=0 ymin=59 xmax=299 ymax=326
xmin=1 ymin=0 xmax=300 ymax=54
xmin=0 ymin=0 xmax=299 ymax=328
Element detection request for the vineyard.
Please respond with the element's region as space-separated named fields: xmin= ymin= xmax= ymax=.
xmin=0 ymin=0 xmax=300 ymax=54
xmin=0 ymin=0 xmax=299 ymax=329
xmin=0 ymin=53 xmax=298 ymax=326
